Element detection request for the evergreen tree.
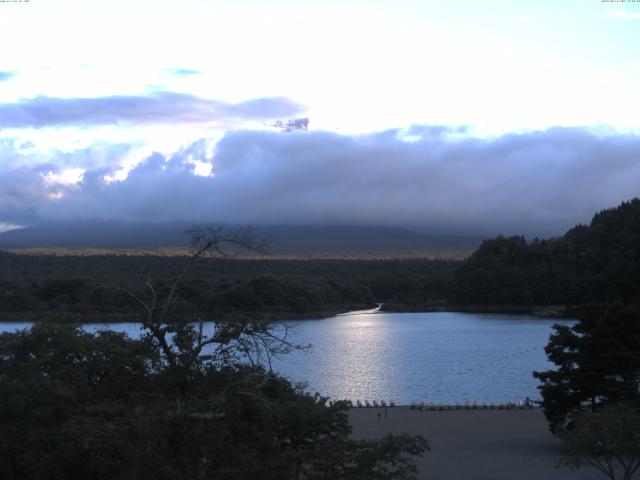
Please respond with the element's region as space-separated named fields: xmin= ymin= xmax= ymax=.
xmin=534 ymin=305 xmax=640 ymax=432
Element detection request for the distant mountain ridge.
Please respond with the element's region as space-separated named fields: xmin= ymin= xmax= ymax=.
xmin=0 ymin=221 xmax=482 ymax=254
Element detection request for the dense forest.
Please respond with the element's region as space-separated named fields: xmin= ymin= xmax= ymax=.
xmin=0 ymin=253 xmax=457 ymax=322
xmin=451 ymin=198 xmax=640 ymax=308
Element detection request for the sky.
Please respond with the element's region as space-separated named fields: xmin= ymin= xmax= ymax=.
xmin=0 ymin=0 xmax=639 ymax=237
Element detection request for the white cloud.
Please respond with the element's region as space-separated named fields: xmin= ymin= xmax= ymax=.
xmin=0 ymin=222 xmax=21 ymax=233
xmin=604 ymin=11 xmax=640 ymax=20
xmin=43 ymin=168 xmax=85 ymax=187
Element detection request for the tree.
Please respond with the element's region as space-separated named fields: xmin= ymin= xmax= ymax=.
xmin=0 ymin=324 xmax=157 ymax=480
xmin=534 ymin=305 xmax=640 ymax=432
xmin=558 ymin=404 xmax=640 ymax=480
xmin=0 ymin=225 xmax=429 ymax=479
xmin=99 ymin=225 xmax=275 ymax=372
xmin=450 ymin=198 xmax=640 ymax=307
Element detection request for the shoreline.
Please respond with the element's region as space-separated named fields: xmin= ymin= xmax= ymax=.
xmin=350 ymin=402 xmax=538 ymax=411
xmin=409 ymin=304 xmax=570 ymax=318
xmin=0 ymin=304 xmax=572 ymax=323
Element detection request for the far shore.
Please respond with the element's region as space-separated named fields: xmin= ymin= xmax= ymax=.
xmin=409 ymin=304 xmax=570 ymax=318
xmin=0 ymin=309 xmax=345 ymax=324
xmin=349 ymin=407 xmax=600 ymax=480
xmin=0 ymin=304 xmax=573 ymax=323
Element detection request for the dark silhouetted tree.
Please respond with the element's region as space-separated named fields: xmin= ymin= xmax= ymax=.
xmin=558 ymin=404 xmax=640 ymax=480
xmin=534 ymin=305 xmax=640 ymax=432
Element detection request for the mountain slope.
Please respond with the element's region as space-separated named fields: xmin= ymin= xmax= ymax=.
xmin=0 ymin=221 xmax=482 ymax=254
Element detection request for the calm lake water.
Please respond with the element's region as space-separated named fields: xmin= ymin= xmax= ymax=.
xmin=0 ymin=312 xmax=572 ymax=405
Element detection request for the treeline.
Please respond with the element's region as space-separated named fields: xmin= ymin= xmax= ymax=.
xmin=0 ymin=253 xmax=458 ymax=322
xmin=3 ymin=198 xmax=640 ymax=322
xmin=451 ymin=198 xmax=640 ymax=307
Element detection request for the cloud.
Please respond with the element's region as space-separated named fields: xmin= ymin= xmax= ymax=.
xmin=0 ymin=92 xmax=305 ymax=129
xmin=0 ymin=139 xmax=141 ymax=224
xmin=604 ymin=11 xmax=640 ymax=20
xmin=514 ymin=15 xmax=537 ymax=23
xmin=164 ymin=67 xmax=201 ymax=76
xmin=0 ymin=222 xmax=20 ymax=233
xmin=0 ymin=162 xmax=56 ymax=224
xmin=2 ymin=126 xmax=640 ymax=237
xmin=0 ymin=71 xmax=16 ymax=82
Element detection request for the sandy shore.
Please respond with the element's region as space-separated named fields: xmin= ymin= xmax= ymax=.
xmin=349 ymin=407 xmax=603 ymax=480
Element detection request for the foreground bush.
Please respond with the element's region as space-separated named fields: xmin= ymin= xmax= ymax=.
xmin=0 ymin=323 xmax=427 ymax=480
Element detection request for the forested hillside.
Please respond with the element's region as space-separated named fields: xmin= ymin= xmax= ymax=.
xmin=451 ymin=198 xmax=640 ymax=306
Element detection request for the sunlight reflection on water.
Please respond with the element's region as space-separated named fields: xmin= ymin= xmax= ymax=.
xmin=0 ymin=312 xmax=573 ymax=405
xmin=271 ymin=312 xmax=574 ymax=405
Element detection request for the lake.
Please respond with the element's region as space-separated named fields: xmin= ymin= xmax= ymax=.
xmin=0 ymin=312 xmax=572 ymax=405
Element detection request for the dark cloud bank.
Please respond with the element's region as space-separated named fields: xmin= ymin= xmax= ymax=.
xmin=2 ymin=126 xmax=640 ymax=238
xmin=0 ymin=93 xmax=303 ymax=129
